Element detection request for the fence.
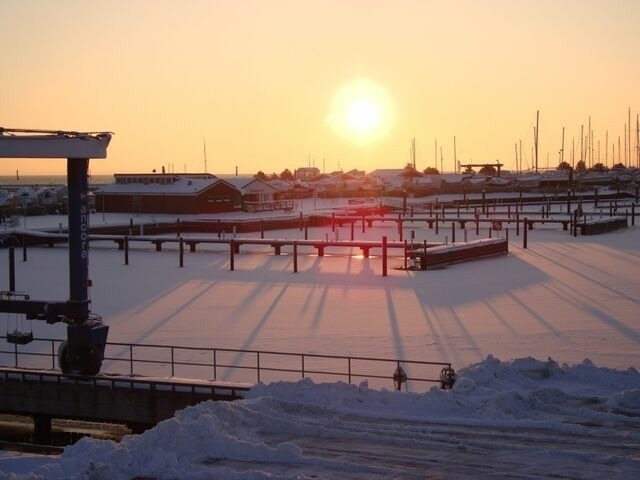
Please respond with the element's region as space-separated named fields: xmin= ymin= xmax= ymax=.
xmin=0 ymin=336 xmax=455 ymax=392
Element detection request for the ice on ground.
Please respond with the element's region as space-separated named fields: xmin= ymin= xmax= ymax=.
xmin=2 ymin=356 xmax=639 ymax=479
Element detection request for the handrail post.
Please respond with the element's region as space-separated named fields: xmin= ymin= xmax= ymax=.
xmin=14 ymin=343 xmax=18 ymax=368
xmin=301 ymin=354 xmax=305 ymax=378
xmin=51 ymin=340 xmax=55 ymax=369
xmin=129 ymin=344 xmax=133 ymax=375
xmin=348 ymin=357 xmax=352 ymax=383
xmin=171 ymin=347 xmax=175 ymax=377
xmin=213 ymin=349 xmax=217 ymax=380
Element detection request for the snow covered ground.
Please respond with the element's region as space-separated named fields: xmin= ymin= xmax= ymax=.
xmin=1 ymin=202 xmax=639 ymax=478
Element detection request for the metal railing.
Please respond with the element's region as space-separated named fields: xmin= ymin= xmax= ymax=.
xmin=0 ymin=336 xmax=454 ymax=391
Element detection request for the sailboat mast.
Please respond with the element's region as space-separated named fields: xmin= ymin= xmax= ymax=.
xmin=629 ymin=107 xmax=632 ymax=165
xmin=534 ymin=110 xmax=539 ymax=173
xmin=412 ymin=138 xmax=416 ymax=169
xmin=453 ymin=136 xmax=457 ymax=173
xmin=637 ymin=113 xmax=640 ymax=168
xmin=561 ymin=126 xmax=565 ymax=165
xmin=203 ymin=139 xmax=207 ymax=173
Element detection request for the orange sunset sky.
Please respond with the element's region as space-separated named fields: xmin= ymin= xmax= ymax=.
xmin=1 ymin=0 xmax=639 ymax=176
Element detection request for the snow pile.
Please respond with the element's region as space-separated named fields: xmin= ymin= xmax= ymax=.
xmin=2 ymin=356 xmax=640 ymax=479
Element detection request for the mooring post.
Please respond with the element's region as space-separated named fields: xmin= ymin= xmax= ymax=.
xmin=304 ymin=221 xmax=308 ymax=240
xmin=124 ymin=235 xmax=129 ymax=265
xmin=293 ymin=241 xmax=298 ymax=273
xmin=398 ymin=214 xmax=403 ymax=242
xmin=573 ymin=210 xmax=578 ymax=237
xmin=422 ymin=239 xmax=428 ymax=270
xmin=475 ymin=216 xmax=479 ymax=236
xmin=451 ymin=222 xmax=455 ymax=243
xmin=32 ymin=414 xmax=52 ymax=445
xmin=382 ymin=236 xmax=388 ymax=277
xmin=299 ymin=212 xmax=303 ymax=231
xmin=516 ymin=213 xmax=520 ymax=236
xmin=22 ymin=236 xmax=27 ymax=262
xmin=632 ymin=203 xmax=635 ymax=226
xmin=523 ymin=218 xmax=528 ymax=249
xmin=435 ymin=214 xmax=439 ymax=235
xmin=217 ymin=219 xmax=221 ymax=239
xmin=362 ymin=214 xmax=365 ymax=233
xmin=260 ymin=219 xmax=264 ymax=239
xmin=229 ymin=240 xmax=235 ymax=271
xmin=404 ymin=239 xmax=408 ymax=270
xmin=8 ymin=246 xmax=15 ymax=291
xmin=176 ymin=218 xmax=180 ymax=237
xmin=594 ymin=187 xmax=599 ymax=207
xmin=351 ymin=220 xmax=355 ymax=241
xmin=179 ymin=236 xmax=184 ymax=268
xmin=566 ymin=190 xmax=571 ymax=214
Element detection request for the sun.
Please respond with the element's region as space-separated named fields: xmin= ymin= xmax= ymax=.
xmin=346 ymin=98 xmax=381 ymax=134
xmin=327 ymin=79 xmax=394 ymax=144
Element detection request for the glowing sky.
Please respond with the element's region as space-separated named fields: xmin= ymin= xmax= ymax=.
xmin=1 ymin=0 xmax=639 ymax=175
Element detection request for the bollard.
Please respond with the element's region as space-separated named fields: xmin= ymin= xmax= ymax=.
xmin=124 ymin=235 xmax=129 ymax=265
xmin=423 ymin=240 xmax=428 ymax=271
xmin=382 ymin=236 xmax=388 ymax=277
xmin=229 ymin=240 xmax=235 ymax=271
xmin=8 ymin=246 xmax=15 ymax=291
xmin=523 ymin=218 xmax=528 ymax=249
xmin=179 ymin=237 xmax=184 ymax=268
xmin=293 ymin=242 xmax=298 ymax=273
xmin=404 ymin=239 xmax=408 ymax=270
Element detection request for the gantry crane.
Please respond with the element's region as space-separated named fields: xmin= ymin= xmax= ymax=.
xmin=0 ymin=128 xmax=112 ymax=375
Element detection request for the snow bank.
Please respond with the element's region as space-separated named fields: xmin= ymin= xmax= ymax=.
xmin=2 ymin=356 xmax=639 ymax=479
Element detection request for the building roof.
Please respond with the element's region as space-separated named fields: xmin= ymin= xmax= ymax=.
xmin=97 ymin=173 xmax=240 ymax=195
xmin=217 ymin=177 xmax=279 ymax=194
